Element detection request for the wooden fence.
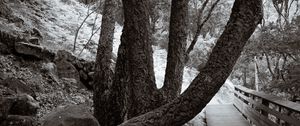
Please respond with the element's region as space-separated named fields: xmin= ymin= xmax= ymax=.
xmin=233 ymin=85 xmax=300 ymax=126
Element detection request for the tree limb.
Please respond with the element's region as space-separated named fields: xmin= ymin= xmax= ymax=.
xmin=186 ymin=0 xmax=221 ymax=57
xmin=264 ymin=52 xmax=275 ymax=78
xmin=73 ymin=8 xmax=97 ymax=52
xmin=78 ymin=14 xmax=101 ymax=57
xmin=161 ymin=0 xmax=189 ymax=103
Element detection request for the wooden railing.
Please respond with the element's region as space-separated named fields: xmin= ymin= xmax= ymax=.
xmin=233 ymin=85 xmax=300 ymax=126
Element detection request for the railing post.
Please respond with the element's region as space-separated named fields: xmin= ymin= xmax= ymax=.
xmin=285 ymin=109 xmax=291 ymax=126
xmin=276 ymin=106 xmax=281 ymax=124
xmin=261 ymin=99 xmax=269 ymax=117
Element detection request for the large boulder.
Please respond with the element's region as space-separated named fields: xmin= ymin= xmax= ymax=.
xmin=42 ymin=105 xmax=100 ymax=126
xmin=14 ymin=42 xmax=55 ymax=61
xmin=55 ymin=59 xmax=83 ymax=88
xmin=55 ymin=50 xmax=85 ymax=88
xmin=0 ymin=94 xmax=39 ymax=116
xmin=8 ymin=94 xmax=39 ymax=116
xmin=0 ymin=77 xmax=35 ymax=98
xmin=55 ymin=50 xmax=97 ymax=90
xmin=0 ymin=94 xmax=39 ymax=124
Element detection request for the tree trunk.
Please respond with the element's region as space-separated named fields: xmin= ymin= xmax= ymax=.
xmin=243 ymin=66 xmax=247 ymax=86
xmin=265 ymin=52 xmax=275 ymax=78
xmin=254 ymin=56 xmax=259 ymax=91
xmin=161 ymin=0 xmax=189 ymax=102
xmin=119 ymin=0 xmax=263 ymax=125
xmin=93 ymin=0 xmax=120 ymax=125
xmin=116 ymin=0 xmax=159 ymax=119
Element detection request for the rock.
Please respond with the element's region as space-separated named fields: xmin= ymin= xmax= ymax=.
xmin=31 ymin=28 xmax=43 ymax=39
xmin=74 ymin=60 xmax=83 ymax=69
xmin=14 ymin=42 xmax=42 ymax=58
xmin=56 ymin=50 xmax=76 ymax=62
xmin=14 ymin=42 xmax=55 ymax=61
xmin=0 ymin=77 xmax=35 ymax=98
xmin=79 ymin=70 xmax=88 ymax=81
xmin=88 ymin=72 xmax=94 ymax=77
xmin=88 ymin=82 xmax=93 ymax=88
xmin=41 ymin=62 xmax=57 ymax=74
xmin=0 ymin=85 xmax=15 ymax=96
xmin=8 ymin=94 xmax=39 ymax=116
xmin=0 ymin=96 xmax=14 ymax=122
xmin=0 ymin=72 xmax=6 ymax=80
xmin=0 ymin=115 xmax=34 ymax=126
xmin=0 ymin=94 xmax=38 ymax=123
xmin=42 ymin=105 xmax=100 ymax=126
xmin=55 ymin=59 xmax=82 ymax=87
xmin=28 ymin=37 xmax=40 ymax=45
xmin=0 ymin=42 xmax=11 ymax=54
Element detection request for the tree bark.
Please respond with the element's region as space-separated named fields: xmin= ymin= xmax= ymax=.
xmin=161 ymin=0 xmax=189 ymax=102
xmin=93 ymin=0 xmax=120 ymax=125
xmin=119 ymin=0 xmax=263 ymax=125
xmin=115 ymin=0 xmax=159 ymax=119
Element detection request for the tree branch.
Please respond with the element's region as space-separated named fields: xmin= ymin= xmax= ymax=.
xmin=78 ymin=14 xmax=101 ymax=57
xmin=73 ymin=7 xmax=97 ymax=52
xmin=186 ymin=0 xmax=221 ymax=57
xmin=264 ymin=52 xmax=275 ymax=78
xmin=161 ymin=0 xmax=189 ymax=102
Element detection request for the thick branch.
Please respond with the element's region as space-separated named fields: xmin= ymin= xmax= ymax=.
xmin=161 ymin=0 xmax=189 ymax=102
xmin=116 ymin=0 xmax=158 ymax=119
xmin=119 ymin=0 xmax=263 ymax=125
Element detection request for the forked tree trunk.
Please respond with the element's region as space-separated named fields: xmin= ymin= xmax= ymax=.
xmin=119 ymin=0 xmax=263 ymax=125
xmin=162 ymin=0 xmax=189 ymax=102
xmin=93 ymin=0 xmax=120 ymax=125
